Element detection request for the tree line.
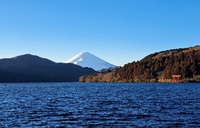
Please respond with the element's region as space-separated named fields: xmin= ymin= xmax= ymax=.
xmin=80 ymin=46 xmax=200 ymax=82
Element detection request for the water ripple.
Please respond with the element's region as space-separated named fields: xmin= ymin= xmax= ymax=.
xmin=0 ymin=82 xmax=200 ymax=127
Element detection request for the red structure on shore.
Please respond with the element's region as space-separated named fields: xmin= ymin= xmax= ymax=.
xmin=172 ymin=75 xmax=181 ymax=83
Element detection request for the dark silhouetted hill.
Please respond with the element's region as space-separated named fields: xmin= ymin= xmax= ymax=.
xmin=0 ymin=54 xmax=96 ymax=82
xmin=80 ymin=45 xmax=200 ymax=82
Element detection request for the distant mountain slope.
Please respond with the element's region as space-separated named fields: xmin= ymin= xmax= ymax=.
xmin=98 ymin=66 xmax=120 ymax=74
xmin=66 ymin=52 xmax=115 ymax=70
xmin=80 ymin=45 xmax=200 ymax=82
xmin=0 ymin=54 xmax=96 ymax=82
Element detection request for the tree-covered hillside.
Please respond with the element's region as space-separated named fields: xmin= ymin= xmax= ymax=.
xmin=80 ymin=46 xmax=200 ymax=82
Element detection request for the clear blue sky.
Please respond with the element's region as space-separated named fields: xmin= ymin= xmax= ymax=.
xmin=0 ymin=0 xmax=199 ymax=66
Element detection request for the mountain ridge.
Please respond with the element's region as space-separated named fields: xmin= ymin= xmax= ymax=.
xmin=66 ymin=52 xmax=116 ymax=70
xmin=80 ymin=45 xmax=200 ymax=83
xmin=0 ymin=54 xmax=96 ymax=83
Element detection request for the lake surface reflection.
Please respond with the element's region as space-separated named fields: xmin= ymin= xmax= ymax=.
xmin=0 ymin=82 xmax=199 ymax=127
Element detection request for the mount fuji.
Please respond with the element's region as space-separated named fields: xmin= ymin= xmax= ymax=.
xmin=66 ymin=52 xmax=116 ymax=70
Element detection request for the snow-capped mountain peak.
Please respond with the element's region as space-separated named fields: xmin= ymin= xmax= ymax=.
xmin=66 ymin=52 xmax=115 ymax=70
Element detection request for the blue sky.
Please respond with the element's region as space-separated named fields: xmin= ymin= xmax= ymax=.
xmin=0 ymin=0 xmax=199 ymax=66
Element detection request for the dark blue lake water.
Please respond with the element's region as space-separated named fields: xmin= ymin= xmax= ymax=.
xmin=0 ymin=83 xmax=199 ymax=127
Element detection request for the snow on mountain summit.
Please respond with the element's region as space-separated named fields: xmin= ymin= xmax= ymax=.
xmin=66 ymin=52 xmax=115 ymax=70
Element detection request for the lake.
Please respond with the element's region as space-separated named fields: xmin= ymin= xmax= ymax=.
xmin=0 ymin=83 xmax=199 ymax=127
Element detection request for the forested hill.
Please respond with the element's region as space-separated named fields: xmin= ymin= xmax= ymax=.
xmin=80 ymin=45 xmax=200 ymax=82
xmin=0 ymin=54 xmax=96 ymax=83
